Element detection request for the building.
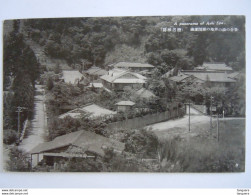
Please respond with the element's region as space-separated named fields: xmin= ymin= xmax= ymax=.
xmin=168 ymin=73 xmax=204 ymax=85
xmin=180 ymin=70 xmax=236 ymax=87
xmin=30 ymin=130 xmax=125 ymax=167
xmin=61 ymin=70 xmax=84 ymax=85
xmin=100 ymin=68 xmax=147 ymax=91
xmin=195 ymin=62 xmax=233 ymax=73
xmin=115 ymin=101 xmax=135 ymax=112
xmin=85 ymin=66 xmax=108 ymax=80
xmin=161 ymin=68 xmax=175 ymax=79
xmin=227 ymin=72 xmax=241 ymax=80
xmin=109 ymin=62 xmax=155 ymax=72
xmin=134 ymin=88 xmax=157 ymax=101
xmin=58 ymin=103 xmax=116 ymax=120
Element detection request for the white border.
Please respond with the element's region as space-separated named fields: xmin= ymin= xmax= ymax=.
xmin=0 ymin=0 xmax=250 ymax=188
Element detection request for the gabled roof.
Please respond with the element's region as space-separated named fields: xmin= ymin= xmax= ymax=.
xmin=112 ymin=62 xmax=154 ymax=69
xmin=62 ymin=70 xmax=83 ymax=84
xmin=30 ymin=130 xmax=125 ymax=157
xmin=115 ymin=101 xmax=135 ymax=106
xmin=201 ymin=62 xmax=233 ymax=71
xmin=100 ymin=68 xmax=147 ymax=84
xmin=59 ymin=103 xmax=116 ymax=119
xmin=181 ymin=71 xmax=236 ymax=83
xmin=135 ymin=88 xmax=156 ymax=99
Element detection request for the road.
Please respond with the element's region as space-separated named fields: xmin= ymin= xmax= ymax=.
xmin=18 ymin=85 xmax=47 ymax=153
xmin=145 ymin=107 xmax=212 ymax=140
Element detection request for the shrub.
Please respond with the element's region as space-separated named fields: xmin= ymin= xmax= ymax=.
xmin=7 ymin=147 xmax=31 ymax=171
xmin=123 ymin=129 xmax=159 ymax=158
xmin=3 ymin=130 xmax=18 ymax=145
xmin=46 ymin=77 xmax=54 ymax=90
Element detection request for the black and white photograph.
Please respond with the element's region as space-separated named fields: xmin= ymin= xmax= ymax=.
xmin=2 ymin=15 xmax=245 ymax=172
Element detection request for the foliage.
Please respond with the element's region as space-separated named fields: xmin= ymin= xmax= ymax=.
xmin=123 ymin=129 xmax=159 ymax=158
xmin=3 ymin=21 xmax=40 ymax=130
xmin=7 ymin=147 xmax=31 ymax=172
xmin=46 ymin=77 xmax=54 ymax=90
xmin=61 ymin=158 xmax=104 ymax=172
xmin=48 ymin=116 xmax=81 ymax=140
xmin=3 ymin=129 xmax=18 ymax=145
xmin=48 ymin=114 xmax=108 ymax=140
xmin=105 ymin=153 xmax=140 ymax=172
xmin=158 ymin=119 xmax=245 ymax=172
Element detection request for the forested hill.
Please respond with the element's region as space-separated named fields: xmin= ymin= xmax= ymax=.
xmin=20 ymin=16 xmax=245 ymax=74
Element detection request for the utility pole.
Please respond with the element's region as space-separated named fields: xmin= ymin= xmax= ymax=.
xmin=16 ymin=106 xmax=27 ymax=143
xmin=185 ymin=101 xmax=191 ymax=132
xmin=189 ymin=101 xmax=191 ymax=132
xmin=210 ymin=96 xmax=214 ymax=134
xmin=217 ymin=114 xmax=219 ymax=142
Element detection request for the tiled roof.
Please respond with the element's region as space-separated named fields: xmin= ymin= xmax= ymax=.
xmin=202 ymin=62 xmax=233 ymax=71
xmin=181 ymin=71 xmax=236 ymax=83
xmin=30 ymin=130 xmax=125 ymax=157
xmin=59 ymin=103 xmax=116 ymax=119
xmin=30 ymin=130 xmax=83 ymax=154
xmin=113 ymin=62 xmax=154 ymax=68
xmin=100 ymin=68 xmax=146 ymax=83
xmin=113 ymin=79 xmax=146 ymax=84
xmin=115 ymin=101 xmax=135 ymax=106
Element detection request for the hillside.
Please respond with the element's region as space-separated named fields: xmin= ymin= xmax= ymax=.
xmin=9 ymin=16 xmax=245 ymax=73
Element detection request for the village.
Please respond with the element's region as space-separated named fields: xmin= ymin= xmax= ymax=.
xmin=3 ymin=16 xmax=245 ymax=172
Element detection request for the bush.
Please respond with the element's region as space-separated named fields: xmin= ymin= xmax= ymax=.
xmin=158 ymin=135 xmax=244 ymax=172
xmin=123 ymin=129 xmax=159 ymax=158
xmin=46 ymin=77 xmax=54 ymax=90
xmin=3 ymin=130 xmax=18 ymax=144
xmin=7 ymin=147 xmax=31 ymax=171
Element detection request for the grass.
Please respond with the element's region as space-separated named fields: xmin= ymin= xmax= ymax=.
xmin=157 ymin=118 xmax=245 ymax=172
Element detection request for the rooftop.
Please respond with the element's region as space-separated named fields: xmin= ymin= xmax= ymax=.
xmin=62 ymin=70 xmax=83 ymax=84
xmin=112 ymin=62 xmax=154 ymax=68
xmin=30 ymin=130 xmax=125 ymax=157
xmin=100 ymin=68 xmax=146 ymax=83
xmin=181 ymin=71 xmax=236 ymax=83
xmin=199 ymin=62 xmax=233 ymax=71
xmin=88 ymin=83 xmax=104 ymax=88
xmin=115 ymin=101 xmax=135 ymax=106
xmin=135 ymin=88 xmax=156 ymax=99
xmin=59 ymin=103 xmax=116 ymax=119
xmin=169 ymin=74 xmax=191 ymax=82
xmin=227 ymin=72 xmax=240 ymax=79
xmin=85 ymin=66 xmax=108 ymax=76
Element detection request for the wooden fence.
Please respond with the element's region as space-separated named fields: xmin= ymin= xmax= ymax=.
xmin=105 ymin=107 xmax=185 ymax=130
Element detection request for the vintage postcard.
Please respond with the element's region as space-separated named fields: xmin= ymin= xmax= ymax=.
xmin=2 ymin=16 xmax=245 ymax=172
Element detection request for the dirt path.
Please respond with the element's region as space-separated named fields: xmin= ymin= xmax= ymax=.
xmin=145 ymin=108 xmax=213 ymax=140
xmin=18 ymin=85 xmax=47 ymax=153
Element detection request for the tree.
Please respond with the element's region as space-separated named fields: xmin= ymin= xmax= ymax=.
xmin=7 ymin=147 xmax=31 ymax=171
xmin=46 ymin=77 xmax=54 ymax=90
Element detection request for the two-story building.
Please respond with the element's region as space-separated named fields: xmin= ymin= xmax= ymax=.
xmin=100 ymin=68 xmax=147 ymax=91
